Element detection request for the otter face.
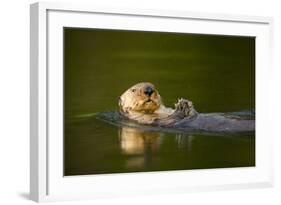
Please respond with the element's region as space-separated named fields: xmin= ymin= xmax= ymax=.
xmin=119 ymin=82 xmax=161 ymax=114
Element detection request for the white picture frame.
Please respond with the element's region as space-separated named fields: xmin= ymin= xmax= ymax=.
xmin=30 ymin=1 xmax=274 ymax=202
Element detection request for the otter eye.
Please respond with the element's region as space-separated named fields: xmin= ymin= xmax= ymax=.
xmin=131 ymin=89 xmax=136 ymax=92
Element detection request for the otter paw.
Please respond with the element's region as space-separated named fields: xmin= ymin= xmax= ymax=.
xmin=175 ymin=98 xmax=196 ymax=117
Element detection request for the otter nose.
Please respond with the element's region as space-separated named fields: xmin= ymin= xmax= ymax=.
xmin=144 ymin=86 xmax=154 ymax=97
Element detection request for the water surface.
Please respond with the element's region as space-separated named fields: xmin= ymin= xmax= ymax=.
xmin=64 ymin=28 xmax=255 ymax=176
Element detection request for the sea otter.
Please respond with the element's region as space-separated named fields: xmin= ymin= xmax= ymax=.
xmin=117 ymin=82 xmax=255 ymax=133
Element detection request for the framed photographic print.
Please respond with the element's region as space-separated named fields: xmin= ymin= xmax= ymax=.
xmin=30 ymin=2 xmax=274 ymax=202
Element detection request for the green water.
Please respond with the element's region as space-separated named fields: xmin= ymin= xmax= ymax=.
xmin=64 ymin=28 xmax=255 ymax=176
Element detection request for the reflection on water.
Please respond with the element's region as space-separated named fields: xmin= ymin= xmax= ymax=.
xmin=64 ymin=117 xmax=255 ymax=176
xmin=119 ymin=127 xmax=161 ymax=155
xmin=119 ymin=127 xmax=195 ymax=169
xmin=119 ymin=127 xmax=161 ymax=168
xmin=175 ymin=134 xmax=194 ymax=150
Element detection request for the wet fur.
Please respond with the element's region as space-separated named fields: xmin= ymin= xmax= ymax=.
xmin=119 ymin=82 xmax=196 ymax=125
xmin=119 ymin=82 xmax=255 ymax=132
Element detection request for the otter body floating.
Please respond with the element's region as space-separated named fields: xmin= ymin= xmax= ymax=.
xmin=149 ymin=98 xmax=255 ymax=132
xmin=96 ymin=109 xmax=255 ymax=134
xmin=98 ymin=82 xmax=255 ymax=134
xmin=166 ymin=100 xmax=254 ymax=132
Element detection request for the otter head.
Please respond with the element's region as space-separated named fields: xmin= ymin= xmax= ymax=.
xmin=119 ymin=82 xmax=161 ymax=114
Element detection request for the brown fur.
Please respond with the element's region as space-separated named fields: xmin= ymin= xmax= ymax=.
xmin=119 ymin=82 xmax=194 ymax=125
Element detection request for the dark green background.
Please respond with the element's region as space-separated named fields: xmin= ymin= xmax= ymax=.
xmin=64 ymin=28 xmax=255 ymax=176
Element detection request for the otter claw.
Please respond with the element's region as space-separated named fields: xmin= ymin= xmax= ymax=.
xmin=175 ymin=98 xmax=196 ymax=117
